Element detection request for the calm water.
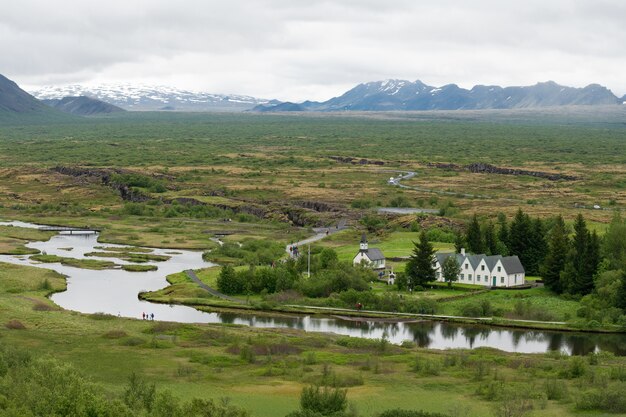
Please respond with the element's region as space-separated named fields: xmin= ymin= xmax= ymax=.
xmin=1 ymin=220 xmax=625 ymax=355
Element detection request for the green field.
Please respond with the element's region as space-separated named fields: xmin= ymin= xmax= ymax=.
xmin=2 ymin=109 xmax=626 ymax=416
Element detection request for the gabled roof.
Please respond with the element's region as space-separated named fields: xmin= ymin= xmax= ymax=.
xmin=436 ymin=253 xmax=465 ymax=266
xmin=364 ymin=248 xmax=385 ymax=261
xmin=485 ymin=255 xmax=503 ymax=271
xmin=501 ymin=256 xmax=525 ymax=274
xmin=466 ymin=254 xmax=484 ymax=269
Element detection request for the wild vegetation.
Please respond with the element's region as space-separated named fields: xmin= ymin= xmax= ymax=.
xmin=1 ymin=109 xmax=626 ymax=416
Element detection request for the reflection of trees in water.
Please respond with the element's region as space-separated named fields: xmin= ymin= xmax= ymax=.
xmin=459 ymin=326 xmax=491 ymax=349
xmin=547 ymin=333 xmax=564 ymax=352
xmin=565 ymin=335 xmax=599 ymax=356
xmin=213 ymin=312 xmax=626 ymax=357
xmin=440 ymin=323 xmax=459 ymax=340
xmin=407 ymin=322 xmax=433 ymax=347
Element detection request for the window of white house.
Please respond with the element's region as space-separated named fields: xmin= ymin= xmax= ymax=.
xmin=500 ymin=277 xmax=504 ymax=284
xmin=515 ymin=276 xmax=518 ymax=283
xmin=481 ymin=265 xmax=485 ymax=271
xmin=497 ymin=266 xmax=501 ymax=272
xmin=465 ymin=264 xmax=468 ymax=269
xmin=469 ymin=274 xmax=472 ymax=280
xmin=484 ymin=276 xmax=488 ymax=282
xmin=461 ymin=274 xmax=464 ymax=280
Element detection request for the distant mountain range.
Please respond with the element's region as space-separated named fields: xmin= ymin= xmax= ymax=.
xmin=31 ymin=84 xmax=276 ymax=112
xmin=42 ymin=96 xmax=125 ymax=116
xmin=2 ymin=73 xmax=625 ymax=122
xmin=254 ymin=80 xmax=625 ymax=112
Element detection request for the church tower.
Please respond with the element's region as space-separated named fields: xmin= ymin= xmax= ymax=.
xmin=360 ymin=233 xmax=368 ymax=251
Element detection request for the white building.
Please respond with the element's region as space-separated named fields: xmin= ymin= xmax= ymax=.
xmin=434 ymin=249 xmax=525 ymax=288
xmin=353 ymin=234 xmax=386 ymax=270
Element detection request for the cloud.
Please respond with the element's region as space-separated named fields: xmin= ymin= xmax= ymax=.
xmin=2 ymin=0 xmax=625 ymax=101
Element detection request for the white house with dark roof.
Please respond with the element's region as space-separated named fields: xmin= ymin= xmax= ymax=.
xmin=434 ymin=249 xmax=525 ymax=287
xmin=353 ymin=234 xmax=386 ymax=270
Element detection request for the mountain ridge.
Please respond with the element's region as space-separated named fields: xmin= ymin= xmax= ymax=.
xmin=259 ymin=79 xmax=623 ymax=112
xmin=42 ymin=96 xmax=126 ymax=115
xmin=31 ymin=84 xmax=275 ymax=112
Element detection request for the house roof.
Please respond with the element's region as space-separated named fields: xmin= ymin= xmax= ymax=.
xmin=501 ymin=256 xmax=525 ymax=274
xmin=485 ymin=255 xmax=503 ymax=271
xmin=364 ymin=248 xmax=385 ymax=261
xmin=436 ymin=253 xmax=465 ymax=266
xmin=466 ymin=254 xmax=484 ymax=269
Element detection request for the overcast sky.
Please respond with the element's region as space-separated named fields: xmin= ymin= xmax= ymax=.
xmin=2 ymin=0 xmax=625 ymax=101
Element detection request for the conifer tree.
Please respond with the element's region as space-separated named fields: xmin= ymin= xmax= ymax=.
xmin=406 ymin=231 xmax=436 ymax=289
xmin=566 ymin=214 xmax=596 ymax=296
xmin=602 ymin=212 xmax=626 ymax=270
xmin=484 ymin=221 xmax=498 ymax=256
xmin=509 ymin=209 xmax=532 ymax=268
xmin=541 ymin=215 xmax=569 ymax=294
xmin=465 ymin=214 xmax=484 ymax=254
xmin=497 ymin=213 xmax=510 ymax=255
xmin=526 ymin=218 xmax=547 ymax=275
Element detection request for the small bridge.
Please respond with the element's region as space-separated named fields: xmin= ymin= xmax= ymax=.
xmin=39 ymin=226 xmax=101 ymax=234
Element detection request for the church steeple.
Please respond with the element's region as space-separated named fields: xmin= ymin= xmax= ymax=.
xmin=360 ymin=233 xmax=368 ymax=251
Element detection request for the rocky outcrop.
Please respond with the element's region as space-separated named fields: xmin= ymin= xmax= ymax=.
xmin=329 ymin=156 xmax=385 ymax=166
xmin=51 ymin=166 xmax=151 ymax=202
xmin=427 ymin=162 xmax=577 ymax=181
xmin=466 ymin=163 xmax=577 ymax=181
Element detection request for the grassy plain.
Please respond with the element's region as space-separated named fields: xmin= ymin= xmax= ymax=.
xmin=1 ymin=109 xmax=626 ymax=415
xmin=3 ymin=259 xmax=626 ymax=417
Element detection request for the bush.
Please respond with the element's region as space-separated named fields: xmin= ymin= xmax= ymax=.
xmin=299 ymin=385 xmax=347 ymax=416
xmin=576 ymin=383 xmax=626 ymax=413
xmin=378 ymin=410 xmax=451 ymax=417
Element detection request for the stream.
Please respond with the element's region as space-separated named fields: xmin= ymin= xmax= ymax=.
xmin=1 ymin=220 xmax=625 ymax=355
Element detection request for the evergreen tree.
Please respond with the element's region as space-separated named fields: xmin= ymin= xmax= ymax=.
xmin=454 ymin=232 xmax=465 ymax=253
xmin=465 ymin=214 xmax=484 ymax=254
xmin=508 ymin=209 xmax=532 ymax=269
xmin=566 ymin=214 xmax=596 ymax=296
xmin=602 ymin=212 xmax=626 ymax=270
xmin=497 ymin=212 xmax=510 ymax=255
xmin=406 ymin=231 xmax=436 ymax=289
xmin=484 ymin=221 xmax=498 ymax=256
xmin=541 ymin=215 xmax=569 ymax=294
xmin=526 ymin=218 xmax=547 ymax=275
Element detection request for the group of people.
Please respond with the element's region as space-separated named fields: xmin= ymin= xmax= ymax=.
xmin=288 ymin=245 xmax=300 ymax=257
xmin=142 ymin=312 xmax=155 ymax=320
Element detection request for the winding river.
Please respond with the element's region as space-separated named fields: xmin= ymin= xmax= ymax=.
xmin=1 ymin=220 xmax=625 ymax=355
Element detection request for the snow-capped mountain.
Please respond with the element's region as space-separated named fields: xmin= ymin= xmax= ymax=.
xmin=296 ymin=79 xmax=623 ymax=111
xmin=30 ymin=84 xmax=275 ymax=111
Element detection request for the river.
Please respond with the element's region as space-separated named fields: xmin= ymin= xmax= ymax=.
xmin=1 ymin=220 xmax=625 ymax=355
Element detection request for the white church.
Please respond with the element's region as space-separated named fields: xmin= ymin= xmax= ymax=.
xmin=352 ymin=234 xmax=386 ymax=270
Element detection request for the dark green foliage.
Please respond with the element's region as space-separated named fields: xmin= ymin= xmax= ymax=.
xmin=441 ymin=256 xmax=461 ymax=288
xmin=465 ymin=214 xmax=484 ymax=254
xmin=617 ymin=270 xmax=626 ymax=311
xmin=217 ymin=265 xmax=243 ymax=295
xmin=484 ymin=222 xmax=498 ymax=256
xmin=453 ymin=232 xmax=465 ymax=253
xmin=602 ymin=212 xmax=626 ymax=270
xmin=405 ymin=231 xmax=436 ymax=289
xmin=298 ymin=385 xmax=347 ymax=416
xmin=526 ymin=218 xmax=547 ymax=275
xmin=299 ymin=263 xmax=373 ymax=298
xmin=564 ymin=214 xmax=599 ymax=296
xmin=496 ymin=213 xmax=510 ymax=255
xmin=541 ymin=215 xmax=569 ymax=294
xmin=319 ymin=248 xmax=339 ymax=269
xmin=111 ymin=173 xmax=167 ymax=193
xmin=124 ymin=372 xmax=156 ymax=411
xmin=509 ymin=209 xmax=533 ymax=272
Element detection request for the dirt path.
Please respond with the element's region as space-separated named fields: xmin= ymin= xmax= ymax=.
xmin=184 ymin=269 xmax=246 ymax=304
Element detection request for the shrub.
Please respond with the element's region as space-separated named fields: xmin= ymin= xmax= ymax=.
xmin=299 ymin=385 xmax=347 ymax=416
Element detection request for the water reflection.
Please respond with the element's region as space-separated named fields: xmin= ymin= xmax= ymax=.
xmin=0 ymin=220 xmax=625 ymax=355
